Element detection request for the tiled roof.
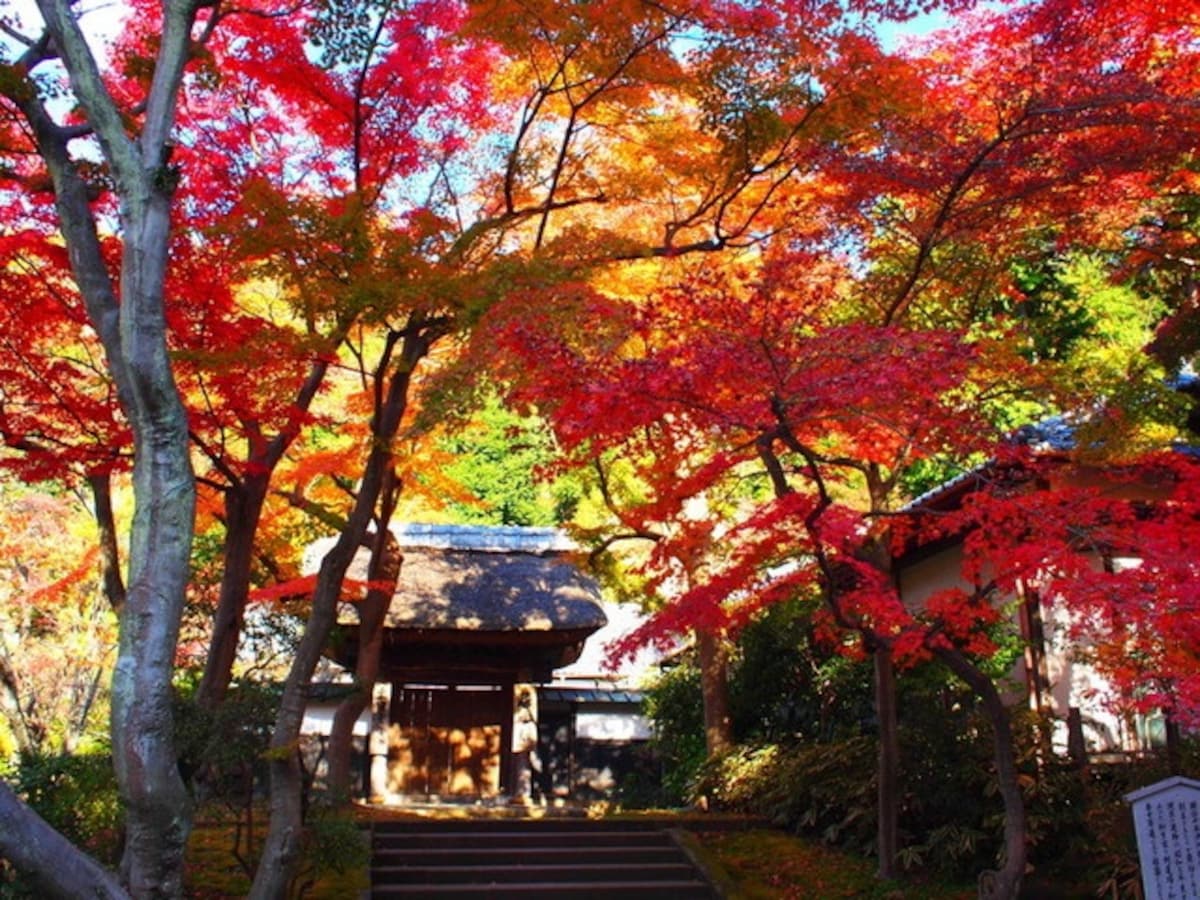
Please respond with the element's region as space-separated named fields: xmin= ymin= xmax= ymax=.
xmin=902 ymin=414 xmax=1078 ymax=512
xmin=539 ymin=687 xmax=644 ymax=704
xmin=1010 ymin=414 xmax=1077 ymax=452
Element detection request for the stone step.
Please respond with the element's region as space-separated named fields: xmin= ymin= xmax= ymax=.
xmin=373 ymin=844 xmax=684 ymax=864
xmin=372 ymin=829 xmax=675 ymax=849
xmin=372 ymin=861 xmax=698 ymax=884
xmin=371 ymin=818 xmax=662 ymax=833
xmin=370 ymin=879 xmax=715 ymax=898
xmin=369 ymin=817 xmax=718 ymax=898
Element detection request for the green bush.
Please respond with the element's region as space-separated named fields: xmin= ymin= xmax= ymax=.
xmin=643 ymin=662 xmax=708 ymax=805
xmin=175 ymin=679 xmax=278 ymax=804
xmin=730 ymin=602 xmax=875 ymax=743
xmin=644 ymin=601 xmax=876 ymax=806
xmin=693 ymin=737 xmax=879 ymax=851
xmin=174 ymin=680 xmax=280 ymax=881
xmin=644 ymin=597 xmax=1200 ymax=890
xmin=1024 ymin=742 xmax=1200 ymax=895
xmin=690 ymin=701 xmax=1200 ymax=892
xmin=8 ymin=749 xmax=121 ymax=861
xmin=0 ymin=748 xmax=121 ymax=894
xmin=288 ymin=802 xmax=370 ymax=899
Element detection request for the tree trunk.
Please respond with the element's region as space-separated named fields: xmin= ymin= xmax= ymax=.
xmin=697 ymin=629 xmax=733 ymax=757
xmin=248 ymin=462 xmax=386 ymax=900
xmin=249 ymin=329 xmax=429 ymax=900
xmin=932 ymin=644 xmax=1026 ymax=900
xmin=1165 ymin=710 xmax=1182 ymax=773
xmin=0 ymin=654 xmax=36 ymax=756
xmin=326 ymin=529 xmax=402 ymax=798
xmin=0 ymin=781 xmax=128 ymax=899
xmin=874 ymin=644 xmax=900 ymax=880
xmin=195 ymin=348 xmax=341 ymax=711
xmin=89 ymin=473 xmax=127 ymax=611
xmin=196 ymin=474 xmax=270 ymax=709
xmin=854 ymin=519 xmax=901 ymax=882
xmin=110 ymin=213 xmax=196 ymax=899
xmin=28 ymin=2 xmax=200 ymax=896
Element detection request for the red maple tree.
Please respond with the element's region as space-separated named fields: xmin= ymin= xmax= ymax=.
xmin=484 ymin=5 xmax=1200 ymax=893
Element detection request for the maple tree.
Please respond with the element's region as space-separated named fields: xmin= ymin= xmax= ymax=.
xmin=490 ymin=251 xmax=1010 ymax=878
xmin=493 ymin=263 xmax=1198 ymax=898
xmin=0 ymin=0 xmax=1194 ymax=897
xmin=177 ymin=0 xmax=968 ymax=892
xmin=0 ymin=233 xmax=131 ymax=613
xmin=923 ymin=451 xmax=1200 ymax=731
xmin=0 ymin=0 xmax=216 ymax=893
xmin=0 ymin=479 xmax=116 ymax=758
xmin=2 ymin=0 xmax=773 ymax=887
xmin=0 ymin=1 xmax=500 ymax=887
xmin=486 ymin=4 xmax=1200 ymax=896
xmin=168 ymin=0 xmax=493 ymax=715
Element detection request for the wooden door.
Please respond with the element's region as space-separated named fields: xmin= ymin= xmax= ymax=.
xmin=388 ymin=684 xmax=507 ymax=798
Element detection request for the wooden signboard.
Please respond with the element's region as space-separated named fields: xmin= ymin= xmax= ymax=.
xmin=1125 ymin=776 xmax=1200 ymax=900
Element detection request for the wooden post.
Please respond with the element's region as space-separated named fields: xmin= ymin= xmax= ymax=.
xmin=1067 ymin=706 xmax=1088 ymax=769
xmin=368 ymin=682 xmax=392 ymax=802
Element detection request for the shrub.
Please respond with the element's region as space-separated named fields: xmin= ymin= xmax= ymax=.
xmin=644 ymin=597 xmax=1200 ymax=890
xmin=1026 ymin=741 xmax=1200 ymax=895
xmin=730 ymin=603 xmax=874 ymax=743
xmin=288 ymin=802 xmax=370 ymax=899
xmin=644 ymin=600 xmax=876 ymax=806
xmin=643 ymin=661 xmax=708 ymax=805
xmin=0 ymin=748 xmax=121 ymax=896
xmin=175 ymin=680 xmax=279 ymax=880
xmin=7 ymin=749 xmax=121 ymax=861
xmin=692 ymin=737 xmax=879 ymax=852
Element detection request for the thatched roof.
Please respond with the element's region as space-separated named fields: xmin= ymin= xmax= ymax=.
xmin=335 ymin=524 xmax=607 ymax=634
xmin=379 ymin=545 xmax=607 ymax=632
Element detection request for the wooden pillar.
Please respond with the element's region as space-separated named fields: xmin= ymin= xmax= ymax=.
xmin=1019 ymin=588 xmax=1050 ymax=714
xmin=1067 ymin=706 xmax=1088 ymax=769
xmin=510 ymin=684 xmax=538 ymax=803
xmin=368 ymin=681 xmax=392 ymax=802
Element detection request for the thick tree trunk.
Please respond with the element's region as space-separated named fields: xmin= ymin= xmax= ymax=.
xmin=36 ymin=2 xmax=198 ymax=895
xmin=874 ymin=644 xmax=900 ymax=880
xmin=249 ymin=330 xmax=429 ymax=900
xmin=110 ymin=214 xmax=196 ymax=898
xmin=248 ymin=476 xmax=383 ymax=900
xmin=932 ymin=644 xmax=1026 ymax=900
xmin=250 ymin=584 xmax=342 ymax=899
xmin=197 ymin=475 xmax=271 ymax=708
xmin=5 ymin=3 xmax=200 ymax=895
xmin=0 ymin=781 xmax=128 ymax=899
xmin=326 ymin=530 xmax=402 ymax=799
xmin=697 ymin=629 xmax=733 ymax=757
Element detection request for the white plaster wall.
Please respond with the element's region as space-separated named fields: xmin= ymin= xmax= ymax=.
xmin=895 ymin=543 xmax=969 ymax=608
xmin=575 ymin=707 xmax=653 ymax=742
xmin=897 ymin=543 xmax=1138 ymax=755
xmin=1039 ymin=556 xmax=1139 ymax=755
xmin=556 ymin=599 xmax=673 ymax=688
xmin=301 ymin=702 xmax=371 ymax=738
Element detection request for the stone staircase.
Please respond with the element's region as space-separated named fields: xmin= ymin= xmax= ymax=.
xmin=369 ymin=817 xmax=719 ymax=898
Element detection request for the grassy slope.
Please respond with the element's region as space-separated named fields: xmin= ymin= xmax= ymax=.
xmin=694 ymin=830 xmax=974 ymax=900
